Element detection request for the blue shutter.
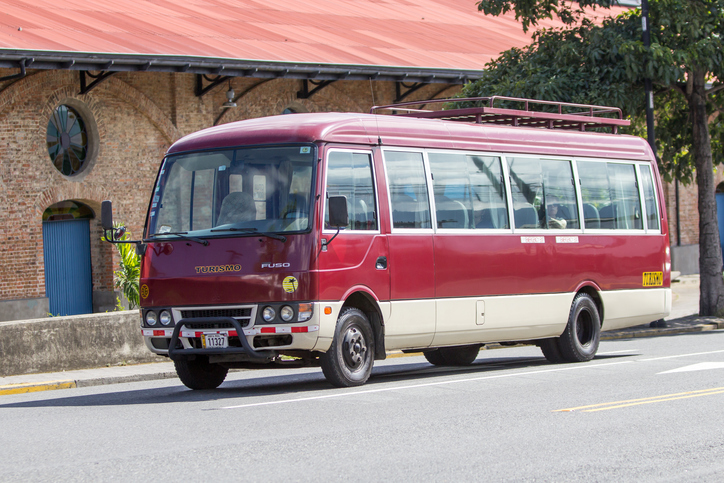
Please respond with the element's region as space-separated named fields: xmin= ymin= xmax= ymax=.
xmin=43 ymin=219 xmax=93 ymax=316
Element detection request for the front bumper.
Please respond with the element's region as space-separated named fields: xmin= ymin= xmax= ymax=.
xmin=142 ymin=317 xmax=321 ymax=358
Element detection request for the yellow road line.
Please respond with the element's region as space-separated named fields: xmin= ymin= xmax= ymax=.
xmin=555 ymin=386 xmax=724 ymax=413
xmin=0 ymin=381 xmax=76 ymax=396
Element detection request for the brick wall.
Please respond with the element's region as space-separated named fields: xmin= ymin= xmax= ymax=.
xmin=0 ymin=67 xmax=458 ymax=309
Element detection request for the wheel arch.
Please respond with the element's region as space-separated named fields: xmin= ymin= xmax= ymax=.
xmin=342 ymin=291 xmax=386 ymax=360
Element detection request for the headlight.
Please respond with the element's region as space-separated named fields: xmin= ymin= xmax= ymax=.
xmin=159 ymin=310 xmax=172 ymax=326
xmin=280 ymin=305 xmax=294 ymax=322
xmin=262 ymin=306 xmax=276 ymax=322
xmin=146 ymin=311 xmax=157 ymax=326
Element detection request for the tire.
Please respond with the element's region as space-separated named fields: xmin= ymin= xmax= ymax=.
xmin=557 ymin=293 xmax=601 ymax=362
xmin=539 ymin=338 xmax=566 ymax=363
xmin=174 ymin=356 xmax=229 ymax=390
xmin=320 ymin=307 xmax=375 ymax=387
xmin=423 ymin=350 xmax=447 ymax=366
xmin=424 ymin=345 xmax=481 ymax=366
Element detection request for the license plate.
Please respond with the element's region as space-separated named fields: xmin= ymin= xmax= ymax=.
xmin=202 ymin=333 xmax=228 ymax=349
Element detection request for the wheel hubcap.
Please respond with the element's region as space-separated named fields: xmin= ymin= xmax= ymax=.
xmin=576 ymin=309 xmax=594 ymax=346
xmin=342 ymin=326 xmax=367 ymax=371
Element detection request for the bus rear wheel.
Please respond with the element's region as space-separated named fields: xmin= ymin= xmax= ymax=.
xmin=555 ymin=292 xmax=601 ymax=363
xmin=174 ymin=356 xmax=229 ymax=390
xmin=320 ymin=307 xmax=375 ymax=387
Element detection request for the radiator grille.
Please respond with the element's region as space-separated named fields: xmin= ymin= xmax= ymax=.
xmin=180 ymin=308 xmax=252 ymax=319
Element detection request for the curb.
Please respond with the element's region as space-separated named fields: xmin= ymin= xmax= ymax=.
xmin=3 ymin=318 xmax=722 ymax=397
xmin=0 ymin=371 xmax=179 ymax=396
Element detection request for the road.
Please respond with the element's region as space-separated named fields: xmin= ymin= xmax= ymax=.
xmin=2 ymin=331 xmax=724 ymax=482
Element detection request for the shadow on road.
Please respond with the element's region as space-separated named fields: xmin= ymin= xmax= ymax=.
xmin=0 ymin=352 xmax=638 ymax=409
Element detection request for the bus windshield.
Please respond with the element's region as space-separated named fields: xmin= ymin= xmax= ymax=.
xmin=147 ymin=145 xmax=315 ymax=238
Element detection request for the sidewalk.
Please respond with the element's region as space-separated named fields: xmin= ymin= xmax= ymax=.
xmin=2 ymin=274 xmax=721 ymax=396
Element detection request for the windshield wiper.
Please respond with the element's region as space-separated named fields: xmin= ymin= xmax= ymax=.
xmin=147 ymin=232 xmax=209 ymax=246
xmin=210 ymin=227 xmax=287 ymax=243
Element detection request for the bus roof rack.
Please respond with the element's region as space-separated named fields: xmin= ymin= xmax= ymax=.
xmin=370 ymin=96 xmax=630 ymax=134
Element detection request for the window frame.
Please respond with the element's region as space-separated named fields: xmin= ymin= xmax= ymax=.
xmin=322 ymin=148 xmax=381 ymax=235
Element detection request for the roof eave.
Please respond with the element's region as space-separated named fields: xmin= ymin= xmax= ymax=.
xmin=0 ymin=50 xmax=483 ymax=84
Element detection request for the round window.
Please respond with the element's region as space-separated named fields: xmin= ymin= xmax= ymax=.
xmin=47 ymin=105 xmax=89 ymax=176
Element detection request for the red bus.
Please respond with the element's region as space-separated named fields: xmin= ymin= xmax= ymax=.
xmin=102 ymin=97 xmax=671 ymax=390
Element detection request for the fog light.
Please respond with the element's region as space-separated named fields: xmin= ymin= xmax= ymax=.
xmin=280 ymin=305 xmax=294 ymax=322
xmin=159 ymin=310 xmax=172 ymax=326
xmin=262 ymin=306 xmax=276 ymax=322
xmin=298 ymin=303 xmax=313 ymax=321
xmin=146 ymin=311 xmax=157 ymax=326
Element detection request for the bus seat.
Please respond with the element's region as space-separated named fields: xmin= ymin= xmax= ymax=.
xmin=217 ymin=191 xmax=256 ymax=226
xmin=284 ymin=193 xmax=307 ymax=219
xmin=583 ymin=203 xmax=600 ymax=229
xmin=599 ymin=204 xmax=615 ymax=229
xmin=514 ymin=204 xmax=539 ymax=228
xmin=435 ymin=195 xmax=467 ymax=228
xmin=476 ymin=207 xmax=508 ymax=229
xmin=392 ymin=193 xmax=418 ymax=228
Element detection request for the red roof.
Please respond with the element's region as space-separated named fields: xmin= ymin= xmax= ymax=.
xmin=0 ymin=0 xmax=624 ymax=71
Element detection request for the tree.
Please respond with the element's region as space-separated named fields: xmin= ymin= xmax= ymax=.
xmin=462 ymin=0 xmax=724 ymax=315
xmin=110 ymin=225 xmax=141 ymax=309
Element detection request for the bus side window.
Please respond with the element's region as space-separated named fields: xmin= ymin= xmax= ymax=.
xmin=324 ymin=151 xmax=377 ymax=231
xmin=507 ymin=157 xmax=578 ymax=230
xmin=577 ymin=161 xmax=609 ymax=228
xmin=429 ymin=152 xmax=473 ymax=229
xmin=385 ymin=151 xmax=432 ymax=229
xmin=468 ymin=155 xmax=509 ymax=229
xmin=639 ymin=165 xmax=660 ymax=231
xmin=607 ymin=163 xmax=643 ymax=230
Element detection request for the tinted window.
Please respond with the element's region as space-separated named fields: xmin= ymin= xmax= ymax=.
xmin=577 ymin=161 xmax=643 ymax=230
xmin=325 ymin=151 xmax=377 ymax=230
xmin=639 ymin=165 xmax=660 ymax=231
xmin=507 ymin=157 xmax=578 ymax=229
xmin=385 ymin=151 xmax=431 ymax=229
xmin=429 ymin=153 xmax=508 ymax=229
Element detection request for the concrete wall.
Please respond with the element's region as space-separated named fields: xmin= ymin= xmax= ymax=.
xmin=0 ymin=311 xmax=159 ymax=377
xmin=0 ymin=297 xmax=49 ymax=322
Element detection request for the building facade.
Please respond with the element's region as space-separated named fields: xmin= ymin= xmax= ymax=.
xmin=0 ymin=67 xmax=461 ymax=319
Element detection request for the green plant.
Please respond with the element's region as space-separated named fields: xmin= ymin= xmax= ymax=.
xmin=109 ymin=224 xmax=141 ymax=310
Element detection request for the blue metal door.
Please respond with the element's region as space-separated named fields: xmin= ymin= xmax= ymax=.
xmin=43 ymin=219 xmax=93 ymax=316
xmin=717 ymin=192 xmax=724 ymax=263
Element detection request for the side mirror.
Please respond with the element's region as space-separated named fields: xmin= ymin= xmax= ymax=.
xmin=328 ymin=196 xmax=349 ymax=228
xmin=101 ymin=200 xmax=114 ymax=231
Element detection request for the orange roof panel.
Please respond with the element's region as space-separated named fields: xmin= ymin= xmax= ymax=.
xmin=0 ymin=0 xmax=625 ymax=71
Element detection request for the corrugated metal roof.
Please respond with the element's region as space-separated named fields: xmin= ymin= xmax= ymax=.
xmin=0 ymin=0 xmax=622 ymax=71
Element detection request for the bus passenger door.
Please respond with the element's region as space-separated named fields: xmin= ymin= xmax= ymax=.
xmin=318 ymin=150 xmax=390 ymax=306
xmin=383 ymin=150 xmax=436 ymax=349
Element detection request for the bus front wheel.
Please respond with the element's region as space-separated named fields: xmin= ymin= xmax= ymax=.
xmin=174 ymin=356 xmax=229 ymax=390
xmin=320 ymin=307 xmax=375 ymax=387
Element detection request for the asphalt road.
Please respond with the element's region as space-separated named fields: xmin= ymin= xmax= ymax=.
xmin=2 ymin=331 xmax=724 ymax=482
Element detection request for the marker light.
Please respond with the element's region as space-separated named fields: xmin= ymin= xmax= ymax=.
xmin=280 ymin=305 xmax=294 ymax=322
xmin=159 ymin=310 xmax=172 ymax=326
xmin=324 ymin=306 xmax=332 ymax=315
xmin=146 ymin=311 xmax=158 ymax=326
xmin=262 ymin=306 xmax=276 ymax=322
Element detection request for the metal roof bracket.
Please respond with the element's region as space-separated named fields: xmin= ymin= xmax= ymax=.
xmin=195 ymin=74 xmax=230 ymax=97
xmin=0 ymin=58 xmax=31 ymax=82
xmin=79 ymin=70 xmax=116 ymax=95
xmin=394 ymin=81 xmax=428 ymax=103
xmin=297 ymin=79 xmax=336 ymax=99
